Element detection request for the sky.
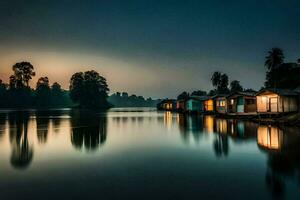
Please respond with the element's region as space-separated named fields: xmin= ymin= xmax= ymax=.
xmin=0 ymin=0 xmax=299 ymax=98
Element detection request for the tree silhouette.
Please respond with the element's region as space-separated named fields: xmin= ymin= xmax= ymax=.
xmin=230 ymin=80 xmax=243 ymax=92
xmin=0 ymin=80 xmax=8 ymax=106
xmin=9 ymin=112 xmax=33 ymax=169
xmin=177 ymin=91 xmax=189 ymax=100
xmin=35 ymin=77 xmax=51 ymax=107
xmin=36 ymin=111 xmax=50 ymax=144
xmin=211 ymin=71 xmax=229 ymax=93
xmin=12 ymin=62 xmax=35 ymax=88
xmin=70 ymin=110 xmax=107 ymax=152
xmin=191 ymin=90 xmax=207 ymax=96
xmin=70 ymin=70 xmax=110 ymax=109
xmin=265 ymin=48 xmax=284 ymax=71
xmin=211 ymin=71 xmax=221 ymax=89
xmin=220 ymin=74 xmax=229 ymax=92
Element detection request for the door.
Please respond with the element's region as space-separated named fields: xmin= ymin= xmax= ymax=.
xmin=237 ymin=97 xmax=244 ymax=113
xmin=269 ymin=97 xmax=278 ymax=112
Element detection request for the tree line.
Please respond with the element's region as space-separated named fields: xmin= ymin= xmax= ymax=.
xmin=108 ymin=92 xmax=160 ymax=107
xmin=0 ymin=62 xmax=160 ymax=109
xmin=0 ymin=62 xmax=110 ymax=109
xmin=176 ymin=48 xmax=300 ymax=100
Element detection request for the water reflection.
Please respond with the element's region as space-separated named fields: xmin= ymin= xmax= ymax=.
xmin=8 ymin=111 xmax=33 ymax=169
xmin=70 ymin=110 xmax=107 ymax=152
xmin=0 ymin=109 xmax=299 ymax=199
xmin=0 ymin=113 xmax=6 ymax=142
xmin=258 ymin=126 xmax=300 ymax=199
xmin=176 ymin=114 xmax=204 ymax=144
xmin=36 ymin=111 xmax=50 ymax=144
xmin=257 ymin=126 xmax=283 ymax=150
xmin=174 ymin=114 xmax=300 ymax=198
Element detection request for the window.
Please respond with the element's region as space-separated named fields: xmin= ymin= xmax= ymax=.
xmin=218 ymin=100 xmax=225 ymax=107
xmin=246 ymin=99 xmax=255 ymax=105
xmin=230 ymin=99 xmax=234 ymax=105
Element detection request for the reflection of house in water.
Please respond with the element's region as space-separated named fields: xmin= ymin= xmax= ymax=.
xmin=203 ymin=115 xmax=214 ymax=133
xmin=257 ymin=126 xmax=283 ymax=150
xmin=163 ymin=111 xmax=173 ymax=130
xmin=257 ymin=125 xmax=300 ymax=198
xmin=176 ymin=114 xmax=204 ymax=144
xmin=214 ymin=118 xmax=227 ymax=134
xmin=214 ymin=118 xmax=258 ymax=139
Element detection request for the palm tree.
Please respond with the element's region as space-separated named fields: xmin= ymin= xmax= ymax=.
xmin=220 ymin=74 xmax=229 ymax=89
xmin=265 ymin=48 xmax=284 ymax=71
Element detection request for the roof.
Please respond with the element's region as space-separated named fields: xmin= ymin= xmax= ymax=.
xmin=187 ymin=96 xmax=211 ymax=101
xmin=227 ymin=91 xmax=256 ymax=98
xmin=159 ymin=99 xmax=176 ymax=104
xmin=256 ymin=88 xmax=299 ymax=96
xmin=294 ymin=87 xmax=300 ymax=94
xmin=211 ymin=94 xmax=230 ymax=99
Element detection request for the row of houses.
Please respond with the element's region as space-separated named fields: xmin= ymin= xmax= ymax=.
xmin=157 ymin=88 xmax=300 ymax=115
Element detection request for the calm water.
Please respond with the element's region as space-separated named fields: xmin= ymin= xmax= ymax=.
xmin=0 ymin=108 xmax=299 ymax=200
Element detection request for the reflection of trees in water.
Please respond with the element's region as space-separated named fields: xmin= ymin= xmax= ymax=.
xmin=258 ymin=126 xmax=300 ymax=199
xmin=70 ymin=110 xmax=107 ymax=152
xmin=0 ymin=113 xmax=6 ymax=142
xmin=35 ymin=111 xmax=50 ymax=144
xmin=8 ymin=112 xmax=33 ymax=169
xmin=51 ymin=110 xmax=64 ymax=133
xmin=213 ymin=118 xmax=229 ymax=157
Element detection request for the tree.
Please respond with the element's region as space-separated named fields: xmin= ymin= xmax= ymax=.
xmin=36 ymin=77 xmax=50 ymax=89
xmin=0 ymin=79 xmax=8 ymax=107
xmin=12 ymin=62 xmax=35 ymax=88
xmin=265 ymin=48 xmax=284 ymax=71
xmin=35 ymin=77 xmax=51 ymax=107
xmin=211 ymin=71 xmax=221 ymax=89
xmin=265 ymin=62 xmax=300 ymax=89
xmin=9 ymin=75 xmax=17 ymax=89
xmin=219 ymin=74 xmax=229 ymax=93
xmin=70 ymin=70 xmax=110 ymax=108
xmin=264 ymin=48 xmax=300 ymax=88
xmin=230 ymin=80 xmax=243 ymax=92
xmin=191 ymin=90 xmax=207 ymax=96
xmin=211 ymin=71 xmax=229 ymax=93
xmin=177 ymin=91 xmax=189 ymax=100
xmin=51 ymin=82 xmax=62 ymax=94
xmin=122 ymin=92 xmax=128 ymax=98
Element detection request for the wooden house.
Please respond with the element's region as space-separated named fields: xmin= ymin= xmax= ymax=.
xmin=157 ymin=99 xmax=176 ymax=111
xmin=213 ymin=94 xmax=229 ymax=114
xmin=227 ymin=91 xmax=257 ymax=114
xmin=176 ymin=99 xmax=186 ymax=112
xmin=185 ymin=96 xmax=209 ymax=113
xmin=203 ymin=97 xmax=214 ymax=112
xmin=256 ymin=89 xmax=298 ymax=114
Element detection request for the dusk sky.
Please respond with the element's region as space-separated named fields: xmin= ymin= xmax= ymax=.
xmin=0 ymin=0 xmax=299 ymax=98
